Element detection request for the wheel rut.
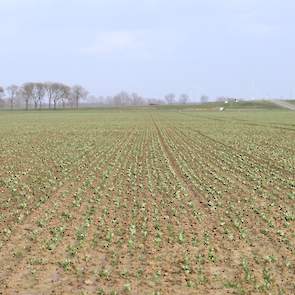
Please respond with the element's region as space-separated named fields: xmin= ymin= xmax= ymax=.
xmin=151 ymin=116 xmax=204 ymax=205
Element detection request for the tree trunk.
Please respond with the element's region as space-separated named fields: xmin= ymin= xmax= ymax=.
xmin=25 ymin=100 xmax=29 ymax=111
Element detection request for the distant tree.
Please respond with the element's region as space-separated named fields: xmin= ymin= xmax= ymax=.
xmin=29 ymin=83 xmax=43 ymax=109
xmin=0 ymin=86 xmax=5 ymax=108
xmin=51 ymin=83 xmax=70 ymax=109
xmin=34 ymin=83 xmax=46 ymax=109
xmin=0 ymin=99 xmax=5 ymax=108
xmin=31 ymin=87 xmax=38 ymax=109
xmin=105 ymin=96 xmax=113 ymax=105
xmin=131 ymin=92 xmax=145 ymax=105
xmin=14 ymin=90 xmax=23 ymax=108
xmin=6 ymin=85 xmax=19 ymax=110
xmin=0 ymin=87 xmax=5 ymax=108
xmin=200 ymin=95 xmax=209 ymax=104
xmin=113 ymin=91 xmax=130 ymax=106
xmin=44 ymin=82 xmax=55 ymax=109
xmin=179 ymin=94 xmax=189 ymax=104
xmin=112 ymin=93 xmax=121 ymax=105
xmin=0 ymin=86 xmax=4 ymax=98
xmin=61 ymin=89 xmax=71 ymax=108
xmin=71 ymin=85 xmax=88 ymax=108
xmin=165 ymin=93 xmax=176 ymax=104
xmin=97 ymin=96 xmax=105 ymax=105
xmin=87 ymin=95 xmax=98 ymax=104
xmin=21 ymin=83 xmax=34 ymax=110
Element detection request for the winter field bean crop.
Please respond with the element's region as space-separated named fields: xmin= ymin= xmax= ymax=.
xmin=0 ymin=108 xmax=294 ymax=294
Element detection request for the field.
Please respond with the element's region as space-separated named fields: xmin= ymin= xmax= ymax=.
xmin=0 ymin=107 xmax=294 ymax=294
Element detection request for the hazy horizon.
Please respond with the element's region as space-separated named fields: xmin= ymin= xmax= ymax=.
xmin=1 ymin=0 xmax=295 ymax=101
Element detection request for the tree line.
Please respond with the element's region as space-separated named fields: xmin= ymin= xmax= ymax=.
xmin=0 ymin=82 xmax=209 ymax=109
xmin=0 ymin=82 xmax=88 ymax=110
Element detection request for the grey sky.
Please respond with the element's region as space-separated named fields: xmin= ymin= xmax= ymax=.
xmin=1 ymin=0 xmax=295 ymax=100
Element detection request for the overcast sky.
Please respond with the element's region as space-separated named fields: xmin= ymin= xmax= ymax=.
xmin=1 ymin=0 xmax=295 ymax=100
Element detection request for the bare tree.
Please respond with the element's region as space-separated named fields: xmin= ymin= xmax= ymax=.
xmin=61 ymin=88 xmax=71 ymax=108
xmin=21 ymin=83 xmax=34 ymax=110
xmin=200 ymin=95 xmax=209 ymax=104
xmin=131 ymin=92 xmax=145 ymax=105
xmin=113 ymin=91 xmax=131 ymax=106
xmin=71 ymin=85 xmax=88 ymax=108
xmin=0 ymin=86 xmax=4 ymax=98
xmin=51 ymin=83 xmax=70 ymax=109
xmin=35 ymin=83 xmax=46 ymax=109
xmin=0 ymin=86 xmax=5 ymax=108
xmin=6 ymin=85 xmax=19 ymax=110
xmin=105 ymin=96 xmax=112 ymax=105
xmin=44 ymin=82 xmax=55 ymax=109
xmin=112 ymin=93 xmax=121 ymax=106
xmin=179 ymin=94 xmax=189 ymax=104
xmin=30 ymin=83 xmax=40 ymax=109
xmin=164 ymin=93 xmax=176 ymax=104
xmin=0 ymin=82 xmax=155 ymax=109
xmin=87 ymin=95 xmax=98 ymax=104
xmin=97 ymin=96 xmax=105 ymax=105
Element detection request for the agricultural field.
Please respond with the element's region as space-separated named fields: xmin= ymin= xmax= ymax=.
xmin=0 ymin=108 xmax=294 ymax=294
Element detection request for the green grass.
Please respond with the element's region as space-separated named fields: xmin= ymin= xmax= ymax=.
xmin=285 ymin=99 xmax=295 ymax=105
xmin=192 ymin=100 xmax=284 ymax=110
xmin=0 ymin=99 xmax=286 ymax=113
